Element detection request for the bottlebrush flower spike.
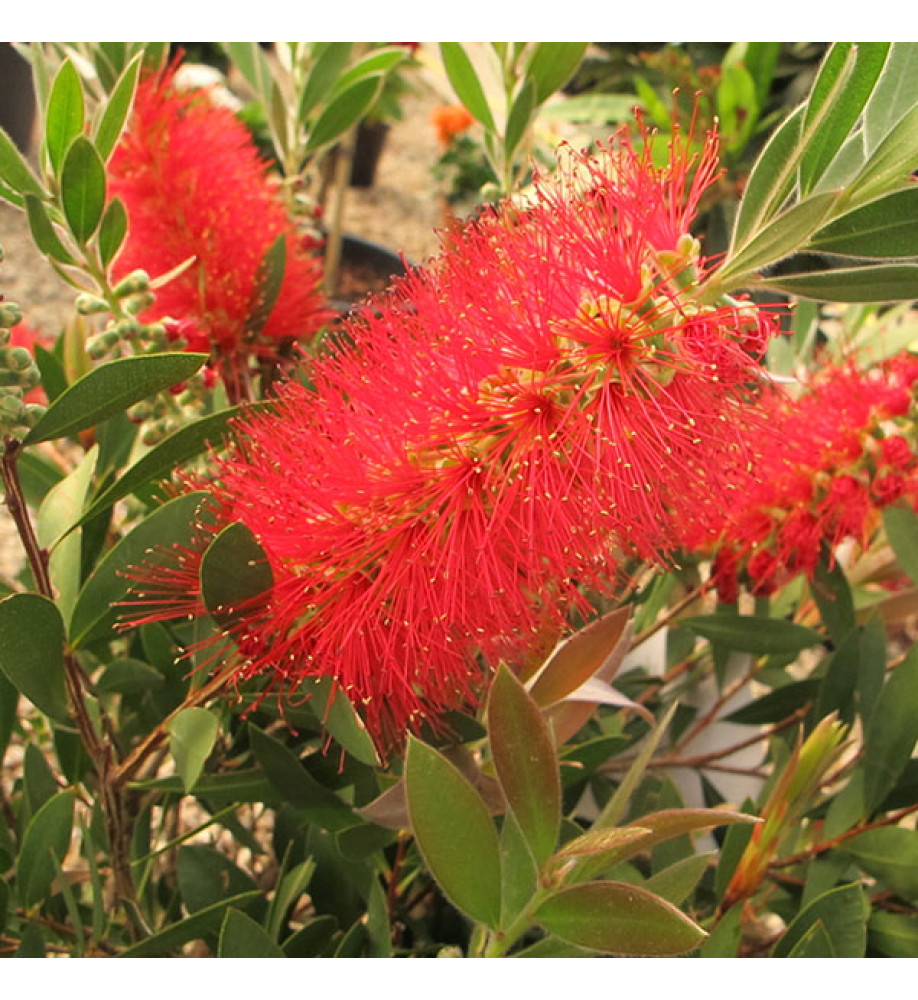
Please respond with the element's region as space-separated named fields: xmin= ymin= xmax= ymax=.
xmin=697 ymin=352 xmax=918 ymax=601
xmin=125 ymin=123 xmax=782 ymax=754
xmin=108 ymin=69 xmax=330 ymax=397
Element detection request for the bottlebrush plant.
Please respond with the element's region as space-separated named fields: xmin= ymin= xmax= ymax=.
xmin=0 ymin=41 xmax=918 ymax=959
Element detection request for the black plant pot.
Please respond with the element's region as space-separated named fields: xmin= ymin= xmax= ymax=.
xmin=0 ymin=44 xmax=36 ymax=153
xmin=329 ymin=234 xmax=409 ymax=314
xmin=349 ymin=120 xmax=391 ymax=188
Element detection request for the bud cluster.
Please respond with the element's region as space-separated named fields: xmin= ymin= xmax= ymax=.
xmin=0 ymin=298 xmax=46 ymax=440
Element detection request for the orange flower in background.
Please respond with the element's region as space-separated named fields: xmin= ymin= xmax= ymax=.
xmin=108 ymin=69 xmax=331 ymax=398
xmin=430 ymin=103 xmax=475 ymax=146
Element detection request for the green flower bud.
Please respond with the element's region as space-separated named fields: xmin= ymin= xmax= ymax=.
xmin=0 ymin=302 xmax=23 ymax=328
xmin=112 ymin=269 xmax=150 ymax=298
xmin=75 ymin=293 xmax=112 ymax=315
xmin=124 ymin=291 xmax=156 ymax=316
xmin=0 ymin=346 xmax=34 ymax=372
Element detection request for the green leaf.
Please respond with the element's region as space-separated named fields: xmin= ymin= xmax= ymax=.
xmin=535 ymin=882 xmax=706 ymax=956
xmin=247 ymin=724 xmax=354 ymax=831
xmin=68 ymin=490 xmax=212 ymax=647
xmin=0 ymin=594 xmax=69 ymax=722
xmin=37 ymin=444 xmax=98 ymax=622
xmin=60 ymin=135 xmax=106 ymax=243
xmin=166 ymin=707 xmax=219 ymax=793
xmin=76 ymin=402 xmax=267 ymax=528
xmin=701 ymin=901 xmax=744 ymax=957
xmin=45 ymin=59 xmax=84 ymax=177
xmin=332 ymin=47 xmax=407 ymax=97
xmin=865 ymin=42 xmax=918 ymax=153
xmin=809 ymin=187 xmax=918 ymax=258
xmin=725 ymin=679 xmax=820 ymax=725
xmin=800 ymin=43 xmax=890 ymax=194
xmin=305 ymin=76 xmax=381 ymax=152
xmin=487 ymin=666 xmax=560 ymax=869
xmin=787 ymin=919 xmax=836 ymax=957
xmin=645 ymin=852 xmax=715 ymax=907
xmin=224 ymin=42 xmax=273 ymax=98
xmin=841 ymin=827 xmax=918 ymax=901
xmin=499 ymin=810 xmax=538 ymax=928
xmin=815 ymin=629 xmax=861 ymax=724
xmin=848 ymin=101 xmax=918 ymax=205
xmin=245 ymin=235 xmax=286 ymax=339
xmin=16 ymin=790 xmax=75 ymax=908
xmin=93 ymin=53 xmax=141 ymax=162
xmin=305 ymin=676 xmax=380 ymax=767
xmin=0 ymin=125 xmax=44 ymax=197
xmin=526 ymin=43 xmax=587 ymax=106
xmin=862 ymin=644 xmax=918 ymax=814
xmin=868 ymin=910 xmax=918 ymax=957
xmin=95 ymin=657 xmax=164 ymax=695
xmin=884 ymin=503 xmax=918 ymax=586
xmin=98 ymin=197 xmax=128 ymax=270
xmin=681 ymin=614 xmax=823 ymax=655
xmin=760 ymin=261 xmax=918 ymax=302
xmin=282 ymin=915 xmax=338 ymax=957
xmin=119 ymin=891 xmax=261 ymax=957
xmin=731 ymin=105 xmax=804 ymax=251
xmin=25 ymin=352 xmax=207 ymax=445
xmin=24 ymin=193 xmax=76 ymax=266
xmin=719 ymin=192 xmax=839 ymax=284
xmin=298 ymin=43 xmax=353 ymax=119
xmin=177 ymin=844 xmax=259 ymax=914
xmin=404 ymin=736 xmax=501 ymax=927
xmin=772 ymin=882 xmax=868 ymax=957
xmin=199 ymin=521 xmax=273 ymax=630
xmin=219 ymin=908 xmax=286 ymax=958
xmin=813 ymin=555 xmax=856 ymax=645
xmin=504 ymin=78 xmax=536 ymax=162
xmin=439 ymin=43 xmax=495 ymax=132
xmin=716 ymin=63 xmax=759 ymax=154
xmin=130 ymin=769 xmax=275 ymax=803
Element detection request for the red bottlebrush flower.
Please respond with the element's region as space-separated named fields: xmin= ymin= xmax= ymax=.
xmin=108 ymin=70 xmax=331 ymax=396
xmin=124 ymin=124 xmax=782 ymax=754
xmin=697 ymin=352 xmax=918 ymax=598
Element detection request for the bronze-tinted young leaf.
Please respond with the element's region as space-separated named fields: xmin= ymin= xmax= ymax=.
xmin=535 ymin=882 xmax=706 ymax=956
xmin=528 ymin=606 xmax=631 ymax=708
xmin=553 ymin=826 xmax=651 ymax=862
xmin=25 ymin=351 xmax=207 ymax=445
xmin=405 ymin=736 xmax=502 ymax=928
xmin=46 ymin=59 xmax=84 ymax=177
xmin=644 ymin=851 xmax=716 ymax=907
xmin=60 ymin=135 xmax=106 ymax=243
xmin=487 ymin=666 xmax=560 ymax=869
xmin=16 ymin=790 xmax=75 ymax=908
xmin=199 ymin=521 xmax=273 ymax=630
xmin=862 ymin=643 xmax=918 ymax=814
xmin=0 ymin=594 xmax=69 ymax=722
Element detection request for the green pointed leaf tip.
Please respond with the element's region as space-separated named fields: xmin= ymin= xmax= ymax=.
xmin=487 ymin=666 xmax=561 ymax=869
xmin=536 ymin=882 xmax=706 ymax=956
xmin=219 ymin=908 xmax=286 ymax=958
xmin=405 ymin=736 xmax=502 ymax=927
xmin=166 ymin=707 xmax=220 ymax=792
xmin=46 ymin=59 xmax=85 ymax=177
xmin=439 ymin=43 xmax=495 ymax=132
xmin=682 ymin=614 xmax=823 ymax=654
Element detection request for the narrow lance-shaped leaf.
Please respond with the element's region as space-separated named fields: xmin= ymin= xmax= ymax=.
xmin=439 ymin=43 xmax=496 ymax=132
xmin=24 ymin=352 xmax=208 ymax=444
xmin=24 ymin=193 xmax=77 ymax=266
xmin=760 ymin=263 xmax=918 ymax=303
xmin=682 ymin=614 xmax=823 ymax=654
xmin=305 ymin=76 xmax=381 ymax=152
xmin=45 ymin=58 xmax=85 ymax=177
xmin=93 ymin=53 xmax=142 ymax=161
xmin=487 ymin=666 xmax=561 ymax=869
xmin=0 ymin=125 xmax=45 ymax=198
xmin=526 ymin=43 xmax=588 ymax=105
xmin=16 ymin=790 xmax=76 ymax=908
xmin=808 ymin=187 xmax=918 ymax=258
xmin=405 ymin=736 xmax=502 ymax=928
xmin=864 ymin=41 xmax=918 ymax=153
